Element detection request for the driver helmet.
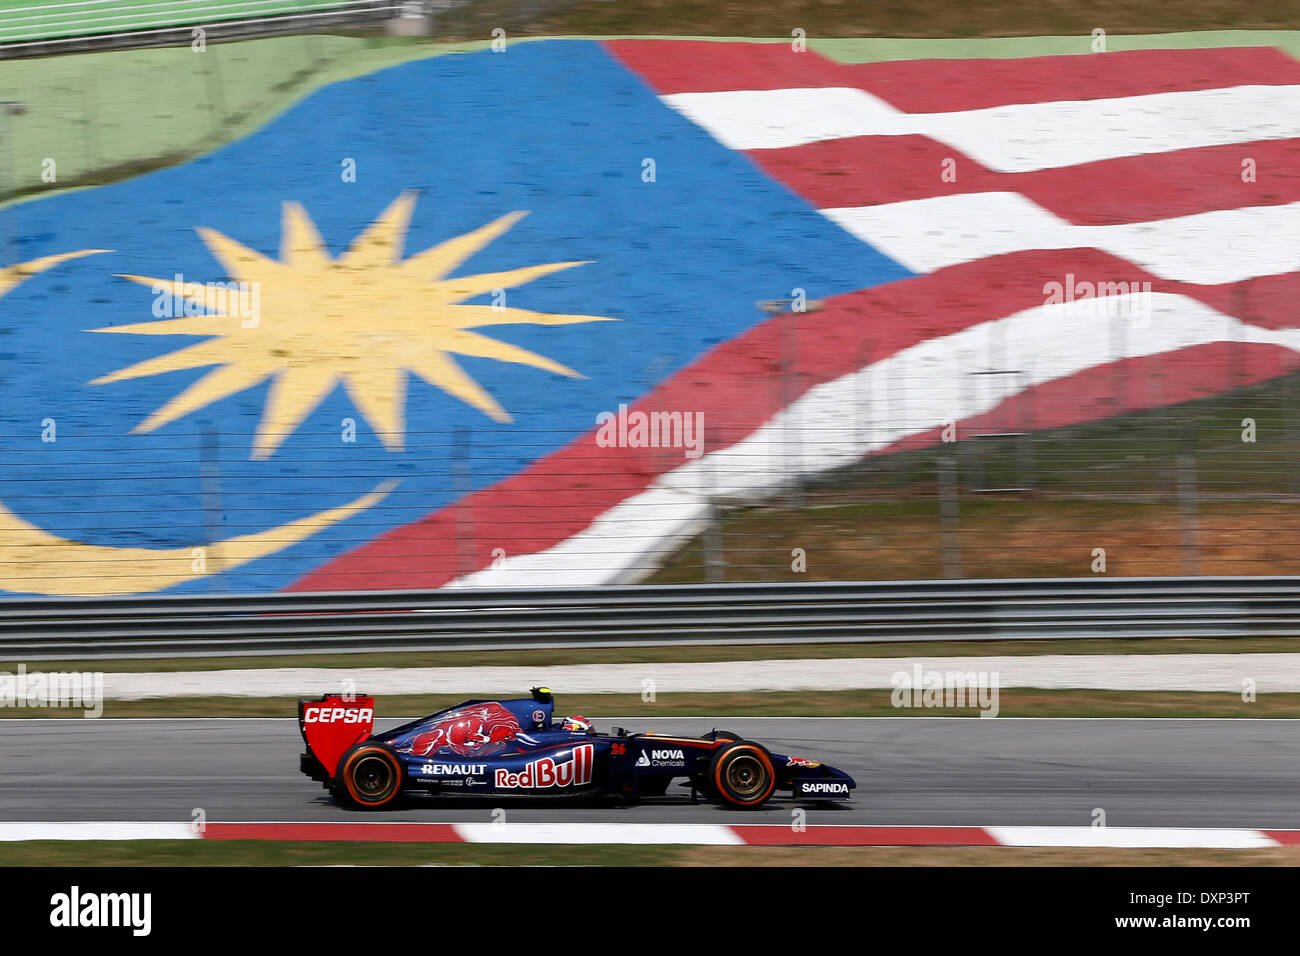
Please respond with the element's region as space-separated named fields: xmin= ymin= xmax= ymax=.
xmin=559 ymin=715 xmax=594 ymax=733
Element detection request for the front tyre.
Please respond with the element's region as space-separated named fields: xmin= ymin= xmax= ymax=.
xmin=708 ymin=741 xmax=776 ymax=809
xmin=336 ymin=743 xmax=404 ymax=809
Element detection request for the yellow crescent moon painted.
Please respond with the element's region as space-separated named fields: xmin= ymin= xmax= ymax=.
xmin=0 ymin=481 xmax=396 ymax=597
xmin=0 ymin=249 xmax=396 ymax=596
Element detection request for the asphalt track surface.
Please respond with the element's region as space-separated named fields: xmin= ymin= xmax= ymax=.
xmin=1 ymin=717 xmax=1297 ymax=827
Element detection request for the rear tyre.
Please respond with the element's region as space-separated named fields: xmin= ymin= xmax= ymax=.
xmin=708 ymin=741 xmax=776 ymax=809
xmin=336 ymin=743 xmax=404 ymax=809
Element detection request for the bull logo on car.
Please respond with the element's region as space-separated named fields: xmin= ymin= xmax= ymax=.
xmin=392 ymin=702 xmax=520 ymax=757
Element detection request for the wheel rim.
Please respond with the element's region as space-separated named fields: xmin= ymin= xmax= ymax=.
xmin=353 ymin=754 xmax=395 ymax=800
xmin=725 ymin=754 xmax=767 ymax=797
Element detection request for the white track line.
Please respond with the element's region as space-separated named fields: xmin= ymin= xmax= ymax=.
xmin=0 ymin=821 xmax=1292 ymax=847
xmin=452 ymin=823 xmax=745 ymax=845
xmin=986 ymin=826 xmax=1281 ymax=849
xmin=0 ymin=822 xmax=197 ymax=841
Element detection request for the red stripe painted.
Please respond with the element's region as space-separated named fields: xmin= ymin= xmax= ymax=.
xmin=202 ymin=822 xmax=1001 ymax=846
xmin=605 ymin=39 xmax=847 ymax=94
xmin=1261 ymin=830 xmax=1300 ymax=845
xmin=732 ymin=825 xmax=1000 ymax=846
xmin=203 ymin=823 xmax=464 ymax=842
xmin=291 ymin=248 xmax=1297 ymax=591
xmin=606 ymin=40 xmax=1300 ymax=109
xmin=844 ymin=47 xmax=1300 ymax=112
xmin=289 ymin=291 xmax=892 ymax=590
xmin=750 ymin=136 xmax=1300 ymax=226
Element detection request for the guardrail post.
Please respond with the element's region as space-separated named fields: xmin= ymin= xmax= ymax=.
xmin=939 ymin=455 xmax=962 ymax=579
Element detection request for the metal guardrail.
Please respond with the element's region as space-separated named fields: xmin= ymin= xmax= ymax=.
xmin=0 ymin=0 xmax=401 ymax=58
xmin=2 ymin=577 xmax=1299 ymax=660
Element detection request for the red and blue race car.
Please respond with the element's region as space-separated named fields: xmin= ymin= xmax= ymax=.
xmin=299 ymin=687 xmax=855 ymax=810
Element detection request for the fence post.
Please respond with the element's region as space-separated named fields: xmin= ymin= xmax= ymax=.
xmin=299 ymin=0 xmax=324 ymax=67
xmin=703 ymin=424 xmax=726 ymax=582
xmin=939 ymin=455 xmax=962 ymax=579
xmin=81 ymin=65 xmax=100 ymax=172
xmin=200 ymin=424 xmax=224 ymax=591
xmin=0 ymin=106 xmax=14 ymax=258
xmin=201 ymin=40 xmax=227 ymax=139
xmin=453 ymin=426 xmax=475 ymax=580
xmin=1176 ymin=451 xmax=1200 ymax=575
xmin=854 ymin=337 xmax=876 ymax=455
xmin=1287 ymin=369 xmax=1299 ymax=498
xmin=1017 ymin=365 xmax=1037 ymax=494
xmin=704 ymin=503 xmax=725 ymax=583
xmin=782 ymin=304 xmax=803 ymax=510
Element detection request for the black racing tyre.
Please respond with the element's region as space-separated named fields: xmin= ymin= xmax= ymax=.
xmin=336 ymin=743 xmax=404 ymax=809
xmin=707 ymin=740 xmax=776 ymax=809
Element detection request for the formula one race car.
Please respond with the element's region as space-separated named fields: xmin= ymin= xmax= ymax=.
xmin=299 ymin=688 xmax=855 ymax=810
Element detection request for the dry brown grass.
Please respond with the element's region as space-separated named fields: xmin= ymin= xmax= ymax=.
xmin=654 ymin=500 xmax=1300 ymax=582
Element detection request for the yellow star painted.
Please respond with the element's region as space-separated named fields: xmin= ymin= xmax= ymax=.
xmin=0 ymin=248 xmax=396 ymax=596
xmin=89 ymin=193 xmax=615 ymax=459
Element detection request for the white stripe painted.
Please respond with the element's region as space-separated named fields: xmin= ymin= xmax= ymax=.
xmin=453 ymin=823 xmax=744 ymax=845
xmin=986 ymin=826 xmax=1281 ymax=849
xmin=88 ymin=652 xmax=1300 ymax=697
xmin=444 ymin=484 xmax=711 ymax=588
xmin=663 ymin=84 xmax=1300 ymax=172
xmin=451 ymin=293 xmax=1300 ymax=586
xmin=0 ymin=822 xmax=198 ymax=841
xmin=665 ymin=87 xmax=903 ymax=151
xmin=823 ymin=193 xmax=1300 ymax=284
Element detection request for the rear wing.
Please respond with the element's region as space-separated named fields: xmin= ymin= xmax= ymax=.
xmin=298 ymin=694 xmax=375 ymax=780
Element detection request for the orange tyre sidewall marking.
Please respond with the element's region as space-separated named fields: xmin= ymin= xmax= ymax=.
xmin=342 ymin=746 xmax=402 ymax=807
xmin=713 ymin=744 xmax=775 ymax=806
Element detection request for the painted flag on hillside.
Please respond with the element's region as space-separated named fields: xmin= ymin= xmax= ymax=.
xmin=1 ymin=39 xmax=1298 ymax=596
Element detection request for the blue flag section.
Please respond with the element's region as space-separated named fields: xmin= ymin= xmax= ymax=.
xmin=0 ymin=40 xmax=909 ymax=596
